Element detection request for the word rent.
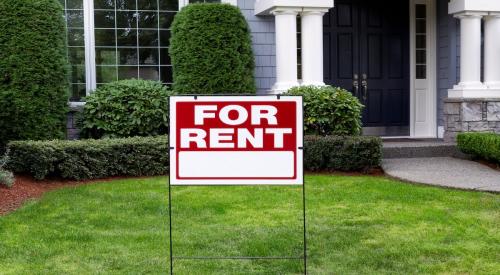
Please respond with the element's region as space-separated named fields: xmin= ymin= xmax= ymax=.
xmin=181 ymin=105 xmax=292 ymax=149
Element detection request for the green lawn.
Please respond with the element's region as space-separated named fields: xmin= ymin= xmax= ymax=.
xmin=0 ymin=176 xmax=498 ymax=274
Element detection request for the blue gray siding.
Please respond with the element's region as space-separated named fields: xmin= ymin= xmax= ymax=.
xmin=437 ymin=0 xmax=459 ymax=127
xmin=238 ymin=0 xmax=276 ymax=94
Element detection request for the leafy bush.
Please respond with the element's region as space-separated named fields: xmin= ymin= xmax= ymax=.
xmin=457 ymin=133 xmax=500 ymax=164
xmin=304 ymin=136 xmax=382 ymax=172
xmin=0 ymin=0 xmax=69 ymax=149
xmin=6 ymin=136 xmax=168 ymax=180
xmin=286 ymin=86 xmax=363 ymax=136
xmin=81 ymin=80 xmax=171 ymax=138
xmin=170 ymin=3 xmax=256 ymax=94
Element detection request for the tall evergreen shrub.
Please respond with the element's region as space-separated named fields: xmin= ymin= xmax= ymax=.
xmin=170 ymin=3 xmax=256 ymax=94
xmin=0 ymin=0 xmax=69 ymax=148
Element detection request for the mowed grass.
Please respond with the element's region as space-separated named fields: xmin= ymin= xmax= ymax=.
xmin=0 ymin=176 xmax=499 ymax=274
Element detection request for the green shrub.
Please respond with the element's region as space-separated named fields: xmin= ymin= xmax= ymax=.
xmin=170 ymin=3 xmax=256 ymax=94
xmin=286 ymin=86 xmax=363 ymax=136
xmin=0 ymin=0 xmax=69 ymax=149
xmin=6 ymin=136 xmax=168 ymax=180
xmin=304 ymin=136 xmax=382 ymax=172
xmin=81 ymin=80 xmax=171 ymax=138
xmin=457 ymin=133 xmax=500 ymax=164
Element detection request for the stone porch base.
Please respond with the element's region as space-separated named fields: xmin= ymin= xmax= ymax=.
xmin=443 ymin=98 xmax=500 ymax=142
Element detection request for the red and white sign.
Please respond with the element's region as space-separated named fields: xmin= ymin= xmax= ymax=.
xmin=169 ymin=96 xmax=303 ymax=185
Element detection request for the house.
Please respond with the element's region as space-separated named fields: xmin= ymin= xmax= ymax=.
xmin=63 ymin=0 xmax=500 ymax=140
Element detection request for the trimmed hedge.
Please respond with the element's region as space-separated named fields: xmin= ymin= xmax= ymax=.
xmin=0 ymin=0 xmax=69 ymax=149
xmin=170 ymin=3 xmax=256 ymax=94
xmin=304 ymin=136 xmax=382 ymax=172
xmin=285 ymin=86 xmax=363 ymax=136
xmin=6 ymin=136 xmax=168 ymax=180
xmin=6 ymin=135 xmax=381 ymax=181
xmin=81 ymin=79 xmax=171 ymax=138
xmin=457 ymin=133 xmax=500 ymax=164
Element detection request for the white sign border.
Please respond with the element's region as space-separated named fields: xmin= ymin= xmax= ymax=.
xmin=169 ymin=95 xmax=304 ymax=186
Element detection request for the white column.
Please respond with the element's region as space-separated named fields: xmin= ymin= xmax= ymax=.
xmin=454 ymin=12 xmax=486 ymax=90
xmin=301 ymin=10 xmax=326 ymax=86
xmin=484 ymin=12 xmax=500 ymax=89
xmin=271 ymin=9 xmax=299 ymax=94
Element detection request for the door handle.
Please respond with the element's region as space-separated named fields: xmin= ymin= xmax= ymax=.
xmin=353 ymin=74 xmax=359 ymax=97
xmin=361 ymin=73 xmax=368 ymax=102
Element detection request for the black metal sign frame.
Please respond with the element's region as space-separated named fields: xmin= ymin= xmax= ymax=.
xmin=168 ymin=95 xmax=307 ymax=274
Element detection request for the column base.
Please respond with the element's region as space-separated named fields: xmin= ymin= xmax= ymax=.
xmin=270 ymin=81 xmax=300 ymax=94
xmin=448 ymin=87 xmax=500 ymax=98
xmin=485 ymin=82 xmax=500 ymax=90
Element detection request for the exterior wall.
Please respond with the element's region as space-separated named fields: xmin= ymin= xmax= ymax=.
xmin=238 ymin=0 xmax=276 ymax=94
xmin=437 ymin=0 xmax=460 ymax=127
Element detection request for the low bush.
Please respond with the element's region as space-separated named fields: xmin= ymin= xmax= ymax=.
xmin=304 ymin=136 xmax=382 ymax=172
xmin=285 ymin=86 xmax=363 ymax=136
xmin=81 ymin=79 xmax=171 ymax=138
xmin=6 ymin=136 xmax=168 ymax=180
xmin=170 ymin=3 xmax=256 ymax=94
xmin=457 ymin=132 xmax=500 ymax=164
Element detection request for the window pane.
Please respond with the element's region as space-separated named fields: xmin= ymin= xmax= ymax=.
xmin=68 ymin=29 xmax=85 ymax=46
xmin=71 ymin=65 xmax=86 ymax=83
xmin=94 ymin=0 xmax=115 ymax=9
xmin=116 ymin=11 xmax=138 ymax=28
xmin=140 ymin=48 xmax=159 ymax=65
xmin=139 ymin=0 xmax=158 ymax=10
xmin=118 ymin=66 xmax=138 ymax=79
xmin=139 ymin=30 xmax=159 ymax=46
xmin=68 ymin=47 xmax=86 ymax=65
xmin=70 ymin=84 xmax=87 ymax=101
xmin=96 ymin=66 xmax=118 ymax=82
xmin=416 ymin=50 xmax=426 ymax=64
xmin=416 ymin=35 xmax=426 ymax=49
xmin=67 ymin=0 xmax=83 ymax=9
xmin=117 ymin=29 xmax=137 ymax=46
xmin=416 ymin=65 xmax=426 ymax=79
xmin=118 ymin=48 xmax=139 ymax=65
xmin=416 ymin=19 xmax=426 ymax=34
xmin=95 ymin=48 xmax=117 ymax=65
xmin=416 ymin=5 xmax=426 ymax=19
xmin=139 ymin=12 xmax=158 ymax=28
xmin=160 ymin=50 xmax=171 ymax=65
xmin=94 ymin=11 xmax=115 ymax=28
xmin=160 ymin=66 xmax=173 ymax=83
xmin=116 ymin=0 xmax=136 ymax=10
xmin=139 ymin=67 xmax=160 ymax=80
xmin=159 ymin=12 xmax=175 ymax=29
xmin=159 ymin=30 xmax=170 ymax=47
xmin=95 ymin=29 xmax=116 ymax=46
xmin=159 ymin=0 xmax=178 ymax=11
xmin=67 ymin=10 xmax=84 ymax=28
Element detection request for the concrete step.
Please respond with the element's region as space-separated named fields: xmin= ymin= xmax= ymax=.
xmin=382 ymin=139 xmax=468 ymax=159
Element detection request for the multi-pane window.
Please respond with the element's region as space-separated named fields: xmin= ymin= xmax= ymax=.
xmin=415 ymin=4 xmax=427 ymax=79
xmin=61 ymin=0 xmax=224 ymax=101
xmin=61 ymin=0 xmax=87 ymax=101
xmin=93 ymin=0 xmax=178 ymax=87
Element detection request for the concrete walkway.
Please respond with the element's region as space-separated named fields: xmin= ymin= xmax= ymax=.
xmin=383 ymin=157 xmax=500 ymax=192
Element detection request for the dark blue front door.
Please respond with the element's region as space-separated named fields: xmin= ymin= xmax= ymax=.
xmin=323 ymin=0 xmax=410 ymax=136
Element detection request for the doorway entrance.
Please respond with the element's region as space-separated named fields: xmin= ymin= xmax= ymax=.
xmin=323 ymin=0 xmax=410 ymax=136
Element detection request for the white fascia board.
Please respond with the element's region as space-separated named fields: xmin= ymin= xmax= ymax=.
xmin=255 ymin=0 xmax=334 ymax=15
xmin=449 ymin=0 xmax=500 ymax=14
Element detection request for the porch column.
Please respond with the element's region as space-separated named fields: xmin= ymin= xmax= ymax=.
xmin=271 ymin=9 xmax=300 ymax=93
xmin=484 ymin=13 xmax=500 ymax=89
xmin=301 ymin=10 xmax=327 ymax=86
xmin=454 ymin=12 xmax=486 ymax=90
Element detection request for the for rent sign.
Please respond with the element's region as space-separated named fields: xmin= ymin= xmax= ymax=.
xmin=169 ymin=96 xmax=303 ymax=185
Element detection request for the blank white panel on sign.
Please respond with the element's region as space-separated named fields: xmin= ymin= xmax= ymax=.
xmin=178 ymin=151 xmax=295 ymax=178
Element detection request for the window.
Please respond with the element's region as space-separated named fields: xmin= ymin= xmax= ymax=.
xmin=62 ymin=0 xmax=229 ymax=101
xmin=61 ymin=0 xmax=87 ymax=101
xmin=415 ymin=4 xmax=427 ymax=79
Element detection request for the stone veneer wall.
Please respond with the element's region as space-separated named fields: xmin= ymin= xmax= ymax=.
xmin=443 ymin=98 xmax=500 ymax=142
